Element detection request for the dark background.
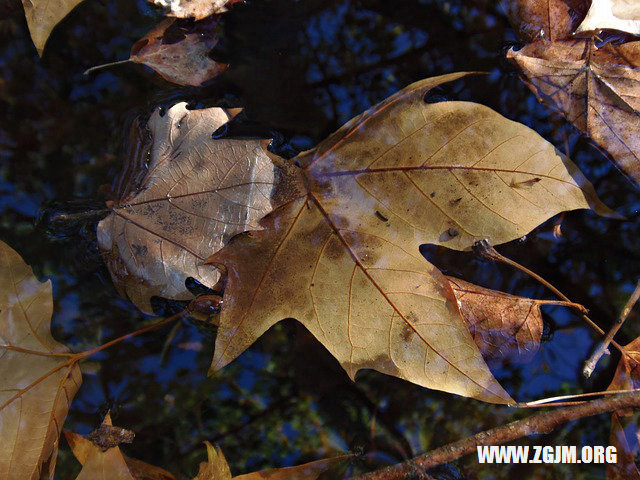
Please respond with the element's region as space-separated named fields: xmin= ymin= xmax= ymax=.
xmin=1 ymin=0 xmax=639 ymax=478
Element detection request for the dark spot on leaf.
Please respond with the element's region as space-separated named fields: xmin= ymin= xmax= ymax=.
xmin=375 ymin=210 xmax=388 ymax=222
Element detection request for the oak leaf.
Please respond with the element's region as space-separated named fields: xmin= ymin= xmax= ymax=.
xmin=206 ymin=72 xmax=612 ymax=404
xmin=505 ymin=0 xmax=590 ymax=42
xmin=194 ymin=441 xmax=349 ymax=480
xmin=97 ymin=102 xmax=302 ymax=313
xmin=20 ymin=0 xmax=85 ymax=55
xmin=577 ymin=0 xmax=640 ymax=35
xmin=65 ymin=413 xmax=176 ymax=480
xmin=150 ymin=0 xmax=242 ymax=20
xmin=129 ymin=17 xmax=227 ymax=87
xmin=448 ymin=277 xmax=543 ymax=364
xmin=0 ymin=239 xmax=82 ymax=479
xmin=508 ymin=39 xmax=640 ymax=184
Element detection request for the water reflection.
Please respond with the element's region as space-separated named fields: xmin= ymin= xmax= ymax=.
xmin=1 ymin=0 xmax=639 ymax=478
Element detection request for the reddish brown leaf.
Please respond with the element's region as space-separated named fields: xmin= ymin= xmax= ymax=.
xmin=508 ymin=39 xmax=640 ymax=184
xmin=448 ymin=277 xmax=543 ymax=364
xmin=607 ymin=338 xmax=640 ymax=479
xmin=505 ymin=0 xmax=590 ymax=42
xmin=130 ymin=17 xmax=227 ymax=87
xmin=150 ymin=0 xmax=242 ymax=20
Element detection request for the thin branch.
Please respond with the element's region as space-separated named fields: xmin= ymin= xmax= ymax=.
xmin=351 ymin=391 xmax=640 ymax=480
xmin=583 ymin=280 xmax=640 ymax=377
xmin=472 ymin=240 xmax=622 ymax=353
xmin=77 ymin=310 xmax=187 ymax=359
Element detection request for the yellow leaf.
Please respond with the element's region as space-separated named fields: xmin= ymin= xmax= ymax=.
xmin=0 ymin=240 xmax=82 ymax=479
xmin=20 ymin=0 xmax=85 ymax=55
xmin=193 ymin=441 xmax=232 ymax=480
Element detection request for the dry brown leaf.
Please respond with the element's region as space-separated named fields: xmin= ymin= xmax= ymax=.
xmin=20 ymin=0 xmax=85 ymax=55
xmin=448 ymin=277 xmax=543 ymax=363
xmin=577 ymin=0 xmax=640 ymax=35
xmin=194 ymin=441 xmax=349 ymax=480
xmin=607 ymin=338 xmax=640 ymax=479
xmin=66 ymin=413 xmax=176 ymax=480
xmin=97 ymin=102 xmax=302 ymax=313
xmin=150 ymin=0 xmax=242 ymax=19
xmin=130 ymin=17 xmax=227 ymax=87
xmin=206 ymin=72 xmax=612 ymax=404
xmin=0 ymin=240 xmax=82 ymax=480
xmin=508 ymin=39 xmax=640 ymax=184
xmin=504 ymin=0 xmax=590 ymax=42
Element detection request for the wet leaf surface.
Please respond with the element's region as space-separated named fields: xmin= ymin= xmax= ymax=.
xmin=0 ymin=240 xmax=82 ymax=479
xmin=97 ymin=102 xmax=302 ymax=313
xmin=448 ymin=276 xmax=543 ymax=364
xmin=577 ymin=0 xmax=640 ymax=35
xmin=130 ymin=17 xmax=227 ymax=87
xmin=508 ymin=39 xmax=640 ymax=184
xmin=206 ymin=72 xmax=611 ymax=404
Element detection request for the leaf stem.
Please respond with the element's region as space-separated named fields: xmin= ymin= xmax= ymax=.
xmin=583 ymin=280 xmax=640 ymax=378
xmin=84 ymin=59 xmax=133 ymax=75
xmin=472 ymin=240 xmax=622 ymax=353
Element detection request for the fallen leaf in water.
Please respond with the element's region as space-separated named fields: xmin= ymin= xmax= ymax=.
xmin=68 ymin=417 xmax=346 ymax=480
xmin=448 ymin=277 xmax=543 ymax=363
xmin=195 ymin=441 xmax=350 ymax=480
xmin=577 ymin=0 xmax=640 ymax=35
xmin=150 ymin=0 xmax=242 ymax=19
xmin=0 ymin=239 xmax=82 ymax=479
xmin=97 ymin=102 xmax=303 ymax=313
xmin=607 ymin=338 xmax=640 ymax=480
xmin=505 ymin=0 xmax=590 ymax=42
xmin=508 ymin=39 xmax=640 ymax=184
xmin=129 ymin=17 xmax=227 ymax=86
xmin=206 ymin=72 xmax=613 ymax=404
xmin=66 ymin=413 xmax=176 ymax=480
xmin=20 ymin=0 xmax=85 ymax=55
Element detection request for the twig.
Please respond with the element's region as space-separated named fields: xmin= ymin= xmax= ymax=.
xmin=472 ymin=240 xmax=623 ymax=353
xmin=583 ymin=280 xmax=640 ymax=378
xmin=351 ymin=391 xmax=640 ymax=480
